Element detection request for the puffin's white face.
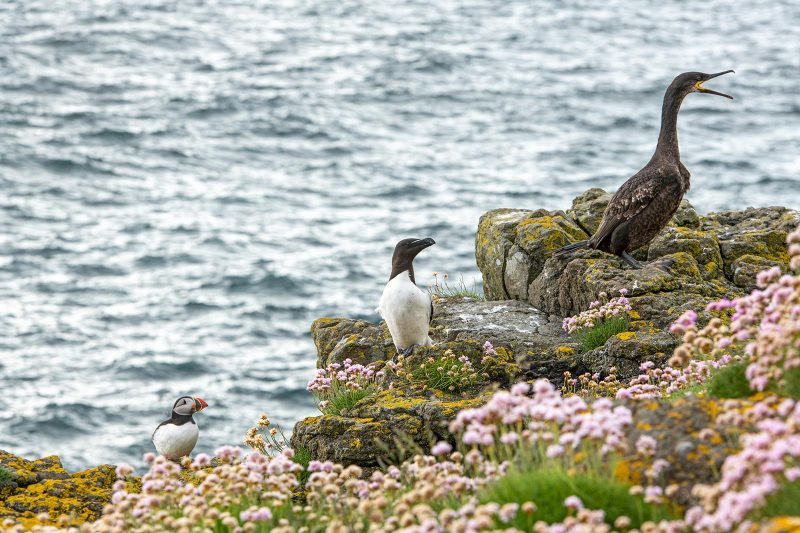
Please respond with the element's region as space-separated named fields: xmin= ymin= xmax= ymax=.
xmin=172 ymin=396 xmax=208 ymax=416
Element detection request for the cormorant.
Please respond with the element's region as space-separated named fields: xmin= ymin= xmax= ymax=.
xmin=554 ymin=70 xmax=734 ymax=268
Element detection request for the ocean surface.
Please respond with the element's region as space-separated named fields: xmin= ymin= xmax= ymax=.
xmin=1 ymin=0 xmax=798 ymax=471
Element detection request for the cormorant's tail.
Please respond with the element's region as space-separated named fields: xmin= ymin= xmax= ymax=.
xmin=553 ymin=240 xmax=590 ymax=256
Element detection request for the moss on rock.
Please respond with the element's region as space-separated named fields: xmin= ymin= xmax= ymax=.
xmin=0 ymin=451 xmax=118 ymax=529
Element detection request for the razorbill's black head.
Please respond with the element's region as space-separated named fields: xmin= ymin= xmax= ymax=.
xmin=152 ymin=396 xmax=208 ymax=461
xmin=390 ymin=237 xmax=435 ymax=283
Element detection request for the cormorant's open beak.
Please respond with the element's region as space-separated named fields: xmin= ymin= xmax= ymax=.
xmin=193 ymin=397 xmax=208 ymax=412
xmin=694 ymin=70 xmax=734 ymax=99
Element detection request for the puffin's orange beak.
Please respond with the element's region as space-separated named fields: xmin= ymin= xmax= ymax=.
xmin=193 ymin=397 xmax=208 ymax=412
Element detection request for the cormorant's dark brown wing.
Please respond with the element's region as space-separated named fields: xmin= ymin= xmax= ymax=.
xmin=428 ymin=296 xmax=433 ymax=325
xmin=589 ymin=166 xmax=673 ymax=249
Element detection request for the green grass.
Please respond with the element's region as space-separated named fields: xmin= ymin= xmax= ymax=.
xmin=480 ymin=468 xmax=673 ymax=529
xmin=574 ymin=316 xmax=631 ymax=352
xmin=781 ymin=367 xmax=800 ymax=399
xmin=707 ymin=362 xmax=754 ymax=399
xmin=318 ymin=386 xmax=377 ymax=416
xmin=428 ymin=273 xmax=485 ymax=300
xmin=0 ymin=464 xmax=13 ymax=486
xmin=409 ymin=354 xmax=485 ymax=393
xmin=706 ymin=363 xmax=800 ymax=400
xmin=292 ymin=446 xmax=312 ymax=488
xmin=667 ymin=382 xmax=707 ymax=400
xmin=758 ymin=481 xmax=800 ymax=518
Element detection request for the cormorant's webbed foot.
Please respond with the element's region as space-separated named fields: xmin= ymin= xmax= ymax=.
xmin=620 ymin=251 xmax=644 ymax=269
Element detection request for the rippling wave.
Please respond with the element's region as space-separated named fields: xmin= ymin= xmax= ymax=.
xmin=1 ymin=0 xmax=799 ymax=470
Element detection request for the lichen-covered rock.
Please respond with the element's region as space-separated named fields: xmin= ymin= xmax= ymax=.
xmin=473 ymin=190 xmax=797 ymax=381
xmin=479 ymin=190 xmax=798 ymax=325
xmin=617 ymin=396 xmax=741 ymax=508
xmin=295 ymin=318 xmax=527 ymax=469
xmin=647 ymin=226 xmax=723 ymax=280
xmin=702 ymin=206 xmax=798 ymax=278
xmin=475 ymin=208 xmax=534 ymax=300
xmin=431 ymin=298 xmax=590 ymax=384
xmin=730 ymin=254 xmax=786 ymax=292
xmin=582 ymin=328 xmax=678 ymax=378
xmin=291 ymin=389 xmax=489 ymax=467
xmin=311 ymin=317 xmax=394 ymax=368
xmin=569 ymin=188 xmax=611 ymax=234
xmin=0 ymin=451 xmax=117 ymax=529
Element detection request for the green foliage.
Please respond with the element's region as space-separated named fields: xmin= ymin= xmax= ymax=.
xmin=666 ymin=382 xmax=706 ymax=401
xmin=428 ymin=273 xmax=485 ymax=300
xmin=574 ymin=316 xmax=630 ymax=352
xmin=707 ymin=362 xmax=754 ymax=399
xmin=321 ymin=387 xmax=377 ymax=416
xmin=292 ymin=446 xmax=312 ymax=487
xmin=408 ymin=351 xmax=487 ymax=393
xmin=0 ymin=464 xmax=13 ymax=486
xmin=480 ymin=468 xmax=673 ymax=529
xmin=706 ymin=363 xmax=800 ymax=400
xmin=758 ymin=481 xmax=800 ymax=518
xmin=781 ymin=367 xmax=800 ymax=399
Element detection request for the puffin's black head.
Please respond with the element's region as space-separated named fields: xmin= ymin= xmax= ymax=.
xmin=390 ymin=237 xmax=435 ymax=281
xmin=172 ymin=396 xmax=208 ymax=416
xmin=668 ymin=70 xmax=735 ymax=99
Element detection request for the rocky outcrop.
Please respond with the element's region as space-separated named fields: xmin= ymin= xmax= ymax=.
xmin=0 ymin=450 xmax=117 ymax=529
xmin=293 ymin=308 xmax=528 ymax=467
xmin=294 ymin=189 xmax=797 ymax=470
xmin=476 ymin=188 xmax=798 ymax=325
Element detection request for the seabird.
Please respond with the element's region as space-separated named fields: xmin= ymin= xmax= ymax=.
xmin=554 ymin=70 xmax=734 ymax=268
xmin=152 ymin=395 xmax=208 ymax=461
xmin=377 ymin=237 xmax=436 ymax=355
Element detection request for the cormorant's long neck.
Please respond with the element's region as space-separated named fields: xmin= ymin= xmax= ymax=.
xmin=654 ymin=88 xmax=686 ymax=161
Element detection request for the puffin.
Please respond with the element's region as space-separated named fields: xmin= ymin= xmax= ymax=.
xmin=151 ymin=395 xmax=208 ymax=461
xmin=377 ymin=237 xmax=436 ymax=356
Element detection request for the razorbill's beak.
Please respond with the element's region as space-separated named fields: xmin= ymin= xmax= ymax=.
xmin=412 ymin=237 xmax=436 ymax=248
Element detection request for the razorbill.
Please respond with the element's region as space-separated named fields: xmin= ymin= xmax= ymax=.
xmin=377 ymin=237 xmax=436 ymax=355
xmin=152 ymin=396 xmax=208 ymax=461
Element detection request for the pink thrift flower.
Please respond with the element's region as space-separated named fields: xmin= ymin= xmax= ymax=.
xmin=431 ymin=441 xmax=453 ymax=456
xmin=563 ymin=495 xmax=584 ymax=510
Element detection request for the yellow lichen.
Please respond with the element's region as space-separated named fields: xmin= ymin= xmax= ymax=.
xmin=556 ymin=345 xmax=576 ymax=358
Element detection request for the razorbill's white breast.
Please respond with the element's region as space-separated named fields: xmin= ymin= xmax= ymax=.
xmin=377 ymin=237 xmax=436 ymax=355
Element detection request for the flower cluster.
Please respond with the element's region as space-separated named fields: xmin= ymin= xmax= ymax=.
xmin=667 ymin=226 xmax=800 ymax=395
xmin=306 ymin=358 xmax=381 ymax=415
xmin=562 ymin=289 xmax=632 ymax=335
xmin=686 ymin=397 xmax=800 ymax=531
xmin=451 ymin=380 xmax=632 ymax=473
xmin=562 ymin=368 xmax=623 ymax=398
xmin=389 ymin=349 xmax=489 ymax=394
xmin=82 ymin=448 xmax=301 ymax=532
xmin=615 ymin=357 xmax=732 ymax=400
xmin=244 ymin=413 xmax=291 ymax=457
xmin=408 ymin=349 xmax=488 ymax=393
